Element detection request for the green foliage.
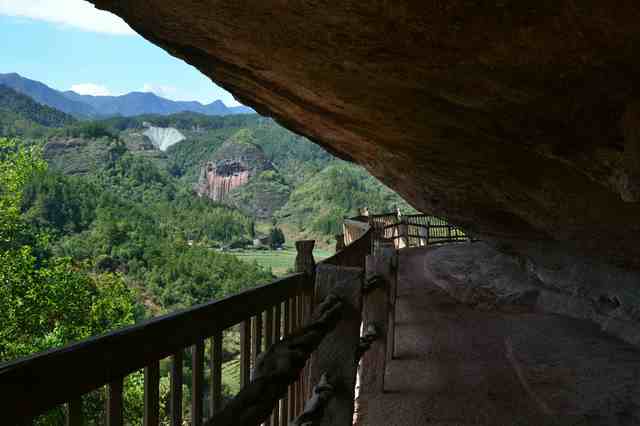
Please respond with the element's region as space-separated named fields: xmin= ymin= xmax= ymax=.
xmin=277 ymin=162 xmax=414 ymax=235
xmin=61 ymin=121 xmax=116 ymax=139
xmin=0 ymin=85 xmax=75 ymax=135
xmin=269 ymin=227 xmax=285 ymax=249
xmin=0 ymin=139 xmax=137 ymax=362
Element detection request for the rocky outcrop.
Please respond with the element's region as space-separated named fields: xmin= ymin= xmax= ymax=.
xmin=195 ymin=132 xmax=274 ymax=203
xmin=422 ymin=242 xmax=640 ymax=348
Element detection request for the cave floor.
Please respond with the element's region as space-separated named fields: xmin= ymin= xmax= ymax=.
xmin=354 ymin=246 xmax=640 ymax=426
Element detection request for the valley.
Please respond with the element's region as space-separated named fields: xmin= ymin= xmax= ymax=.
xmin=0 ymin=73 xmax=414 ymax=423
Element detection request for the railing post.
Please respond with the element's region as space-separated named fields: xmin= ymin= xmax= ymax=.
xmin=295 ymin=240 xmax=316 ymax=278
xmin=66 ymin=397 xmax=82 ymax=426
xmin=106 ymin=378 xmax=123 ymax=426
xmin=361 ymin=242 xmax=396 ymax=393
xmin=144 ymin=361 xmax=160 ymax=426
xmin=192 ymin=340 xmax=204 ymax=426
xmin=308 ymin=263 xmax=364 ymax=426
xmin=295 ymin=239 xmax=316 ymax=415
xmin=210 ymin=331 xmax=223 ymax=417
xmin=335 ymin=234 xmax=345 ymax=252
xmin=170 ymin=351 xmax=183 ymax=426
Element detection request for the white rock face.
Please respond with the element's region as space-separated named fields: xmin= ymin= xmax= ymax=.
xmin=143 ymin=126 xmax=185 ymax=151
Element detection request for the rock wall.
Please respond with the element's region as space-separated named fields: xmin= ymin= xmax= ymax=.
xmin=196 ymin=159 xmax=252 ymax=202
xmin=194 ymin=136 xmax=275 ymax=204
xmin=422 ymin=242 xmax=640 ymax=348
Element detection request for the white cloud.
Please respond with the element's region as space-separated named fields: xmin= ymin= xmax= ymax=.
xmin=0 ymin=0 xmax=136 ymax=35
xmin=70 ymin=83 xmax=112 ymax=96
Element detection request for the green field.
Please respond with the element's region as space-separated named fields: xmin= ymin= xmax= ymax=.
xmin=233 ymin=247 xmax=334 ymax=276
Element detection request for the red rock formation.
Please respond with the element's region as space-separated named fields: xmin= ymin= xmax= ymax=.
xmin=199 ymin=160 xmax=251 ymax=202
xmin=195 ymin=135 xmax=274 ymax=203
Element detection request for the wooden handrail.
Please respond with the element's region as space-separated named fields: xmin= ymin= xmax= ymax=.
xmin=0 ymin=273 xmax=308 ymax=422
xmin=1 ymin=219 xmax=374 ymax=425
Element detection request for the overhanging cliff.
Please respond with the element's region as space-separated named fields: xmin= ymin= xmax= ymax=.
xmin=90 ymin=1 xmax=640 ymax=269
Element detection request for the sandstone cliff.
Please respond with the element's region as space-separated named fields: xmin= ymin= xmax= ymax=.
xmin=194 ymin=130 xmax=288 ymax=218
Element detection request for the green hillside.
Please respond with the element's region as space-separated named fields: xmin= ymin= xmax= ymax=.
xmin=0 ymin=84 xmax=76 ymax=136
xmin=276 ymin=162 xmax=413 ymax=235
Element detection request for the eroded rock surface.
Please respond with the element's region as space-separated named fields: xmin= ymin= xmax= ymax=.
xmin=423 ymin=242 xmax=640 ymax=347
xmin=91 ymin=0 xmax=640 ymax=269
xmin=195 ymin=136 xmax=274 ymax=203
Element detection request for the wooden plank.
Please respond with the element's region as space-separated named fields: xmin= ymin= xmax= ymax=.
xmin=106 ymin=378 xmax=123 ymax=426
xmin=1 ymin=273 xmax=307 ymax=422
xmin=282 ymin=300 xmax=290 ymax=423
xmin=144 ymin=361 xmax=160 ymax=426
xmin=210 ymin=331 xmax=223 ymax=417
xmin=273 ymin=304 xmax=282 ymax=426
xmin=253 ymin=312 xmax=263 ymax=360
xmin=309 ymin=264 xmax=364 ymax=426
xmin=361 ymin=251 xmax=394 ymax=393
xmin=240 ymin=320 xmax=251 ymax=388
xmin=192 ymin=341 xmax=204 ymax=426
xmin=265 ymin=307 xmax=274 ymax=348
xmin=264 ymin=308 xmax=274 ymax=426
xmin=170 ymin=351 xmax=183 ymax=426
xmin=292 ymin=297 xmax=300 ymax=417
xmin=66 ymin=397 xmax=82 ymax=426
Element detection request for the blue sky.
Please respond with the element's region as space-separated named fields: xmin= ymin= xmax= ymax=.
xmin=0 ymin=0 xmax=240 ymax=106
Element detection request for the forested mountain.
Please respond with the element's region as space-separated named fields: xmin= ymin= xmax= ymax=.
xmin=0 ymin=85 xmax=76 ymax=129
xmin=0 ymin=73 xmax=252 ymax=118
xmin=0 ymin=73 xmax=96 ymax=117
xmin=63 ymin=90 xmax=252 ymax=116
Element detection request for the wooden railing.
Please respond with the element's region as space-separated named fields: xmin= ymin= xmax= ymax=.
xmin=1 ymin=273 xmax=312 ymax=425
xmin=1 ymin=229 xmax=373 ymax=426
xmin=367 ymin=212 xmax=468 ymax=252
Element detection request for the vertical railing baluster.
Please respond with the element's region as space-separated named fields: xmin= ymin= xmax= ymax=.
xmin=192 ymin=340 xmax=204 ymax=426
xmin=297 ymin=294 xmax=306 ymax=409
xmin=170 ymin=351 xmax=183 ymax=426
xmin=288 ymin=297 xmax=296 ymax=420
xmin=144 ymin=361 xmax=160 ymax=426
xmin=240 ymin=320 xmax=251 ymax=388
xmin=264 ymin=307 xmax=274 ymax=426
xmin=273 ymin=304 xmax=282 ymax=426
xmin=66 ymin=397 xmax=82 ymax=426
xmin=282 ymin=300 xmax=290 ymax=424
xmin=210 ymin=330 xmax=223 ymax=418
xmin=106 ymin=378 xmax=123 ymax=426
xmin=252 ymin=312 xmax=263 ymax=364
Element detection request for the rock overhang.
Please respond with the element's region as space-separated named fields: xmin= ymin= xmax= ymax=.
xmin=91 ymin=0 xmax=640 ymax=269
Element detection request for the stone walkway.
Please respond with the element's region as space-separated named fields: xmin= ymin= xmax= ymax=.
xmin=355 ymin=247 xmax=640 ymax=426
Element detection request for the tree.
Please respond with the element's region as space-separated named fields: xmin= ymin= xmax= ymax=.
xmin=269 ymin=227 xmax=285 ymax=249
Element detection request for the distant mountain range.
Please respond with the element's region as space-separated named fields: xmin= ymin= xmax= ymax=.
xmin=0 ymin=73 xmax=253 ymax=118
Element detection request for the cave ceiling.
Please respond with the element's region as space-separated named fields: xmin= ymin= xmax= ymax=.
xmin=92 ymin=1 xmax=640 ymax=267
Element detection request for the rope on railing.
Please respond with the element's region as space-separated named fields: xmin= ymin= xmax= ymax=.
xmin=289 ymin=373 xmax=334 ymax=426
xmin=289 ymin=324 xmax=381 ymax=426
xmin=355 ymin=324 xmax=381 ymax=362
xmin=205 ymin=293 xmax=344 ymax=426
